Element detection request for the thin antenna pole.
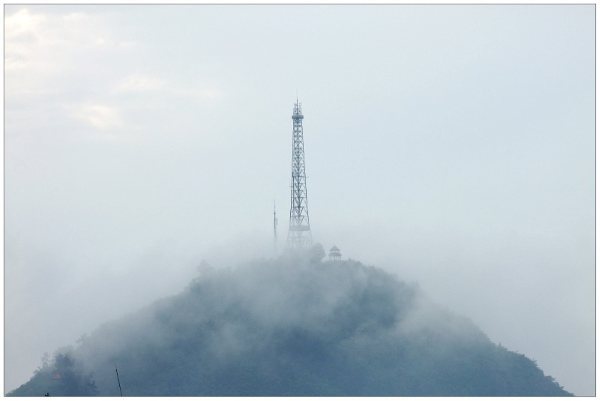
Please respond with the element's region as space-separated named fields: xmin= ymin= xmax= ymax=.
xmin=115 ymin=367 xmax=123 ymax=396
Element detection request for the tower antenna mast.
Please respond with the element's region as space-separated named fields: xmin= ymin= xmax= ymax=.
xmin=287 ymin=99 xmax=312 ymax=249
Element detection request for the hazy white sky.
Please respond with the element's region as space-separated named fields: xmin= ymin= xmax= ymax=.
xmin=5 ymin=4 xmax=594 ymax=395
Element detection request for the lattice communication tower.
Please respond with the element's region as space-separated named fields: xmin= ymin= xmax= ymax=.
xmin=287 ymin=99 xmax=312 ymax=249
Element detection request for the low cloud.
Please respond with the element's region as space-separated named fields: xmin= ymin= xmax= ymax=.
xmin=72 ymin=103 xmax=124 ymax=131
xmin=5 ymin=9 xmax=48 ymax=71
xmin=114 ymin=74 xmax=166 ymax=93
xmin=113 ymin=73 xmax=223 ymax=101
xmin=5 ymin=8 xmax=131 ymax=74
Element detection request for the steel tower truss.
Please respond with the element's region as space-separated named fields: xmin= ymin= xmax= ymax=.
xmin=287 ymin=100 xmax=312 ymax=249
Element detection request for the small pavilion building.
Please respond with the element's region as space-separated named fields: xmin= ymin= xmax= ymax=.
xmin=328 ymin=246 xmax=342 ymax=262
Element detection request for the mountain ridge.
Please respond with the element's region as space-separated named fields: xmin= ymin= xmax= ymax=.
xmin=9 ymin=248 xmax=571 ymax=396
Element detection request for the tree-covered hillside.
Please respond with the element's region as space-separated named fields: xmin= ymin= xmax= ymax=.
xmin=9 ymin=247 xmax=571 ymax=396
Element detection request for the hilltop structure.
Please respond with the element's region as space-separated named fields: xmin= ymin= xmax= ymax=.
xmin=329 ymin=246 xmax=341 ymax=261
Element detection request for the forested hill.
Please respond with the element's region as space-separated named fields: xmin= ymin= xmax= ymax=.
xmin=9 ymin=247 xmax=571 ymax=396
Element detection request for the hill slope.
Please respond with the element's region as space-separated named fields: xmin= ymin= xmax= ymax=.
xmin=9 ymin=249 xmax=571 ymax=396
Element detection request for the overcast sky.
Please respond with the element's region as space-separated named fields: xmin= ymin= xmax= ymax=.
xmin=5 ymin=4 xmax=594 ymax=395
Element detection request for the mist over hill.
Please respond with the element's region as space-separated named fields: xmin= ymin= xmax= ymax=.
xmin=9 ymin=245 xmax=571 ymax=396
